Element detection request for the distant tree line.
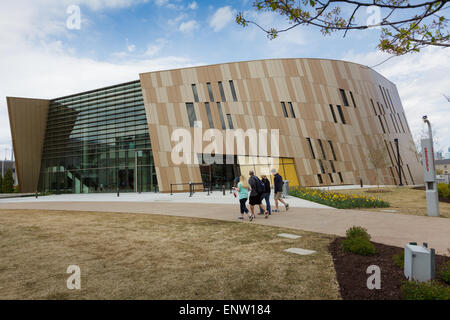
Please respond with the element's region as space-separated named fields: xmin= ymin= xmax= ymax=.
xmin=0 ymin=169 xmax=15 ymax=193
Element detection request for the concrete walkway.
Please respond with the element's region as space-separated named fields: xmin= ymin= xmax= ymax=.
xmin=0 ymin=198 xmax=448 ymax=254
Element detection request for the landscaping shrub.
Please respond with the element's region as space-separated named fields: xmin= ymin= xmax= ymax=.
xmin=346 ymin=226 xmax=371 ymax=240
xmin=401 ymin=280 xmax=450 ymax=300
xmin=440 ymin=261 xmax=450 ymax=285
xmin=2 ymin=169 xmax=14 ymax=193
xmin=341 ymin=236 xmax=376 ymax=256
xmin=437 ymin=183 xmax=450 ymax=200
xmin=290 ymin=188 xmax=390 ymax=209
xmin=393 ymin=253 xmax=404 ymax=269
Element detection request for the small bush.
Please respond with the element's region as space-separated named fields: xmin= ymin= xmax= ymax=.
xmin=437 ymin=183 xmax=450 ymax=200
xmin=440 ymin=261 xmax=450 ymax=285
xmin=346 ymin=226 xmax=371 ymax=240
xmin=401 ymin=280 xmax=450 ymax=300
xmin=393 ymin=253 xmax=404 ymax=269
xmin=341 ymin=236 xmax=376 ymax=256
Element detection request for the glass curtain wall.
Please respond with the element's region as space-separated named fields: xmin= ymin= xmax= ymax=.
xmin=38 ymin=81 xmax=157 ymax=194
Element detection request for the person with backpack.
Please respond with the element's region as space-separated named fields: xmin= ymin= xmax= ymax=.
xmin=248 ymin=170 xmax=268 ymax=221
xmin=258 ymin=175 xmax=272 ymax=216
xmin=233 ymin=176 xmax=250 ymax=220
xmin=272 ymin=169 xmax=289 ymax=212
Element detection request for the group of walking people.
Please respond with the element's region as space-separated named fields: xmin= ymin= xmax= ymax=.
xmin=233 ymin=169 xmax=289 ymax=221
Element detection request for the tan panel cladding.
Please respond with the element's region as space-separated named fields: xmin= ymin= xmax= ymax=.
xmin=7 ymin=97 xmax=50 ymax=193
xmin=138 ymin=58 xmax=423 ymax=191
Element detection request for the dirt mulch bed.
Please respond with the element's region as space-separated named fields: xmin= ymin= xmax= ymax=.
xmin=329 ymin=238 xmax=450 ymax=300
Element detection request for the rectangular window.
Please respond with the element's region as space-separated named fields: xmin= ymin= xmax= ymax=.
xmin=349 ymin=91 xmax=356 ymax=108
xmin=378 ymin=115 xmax=386 ymax=133
xmin=328 ymin=140 xmax=337 ymax=160
xmin=330 ymin=160 xmax=336 ymax=173
xmin=306 ymin=138 xmax=316 ymax=159
xmin=218 ymin=81 xmax=226 ymax=102
xmin=191 ymin=84 xmax=199 ymax=103
xmin=217 ymin=102 xmax=226 ymax=130
xmin=226 ymin=114 xmax=234 ymax=129
xmin=186 ymin=103 xmax=197 ymax=128
xmin=336 ymin=105 xmax=346 ymax=124
xmin=205 ymin=102 xmax=214 ymax=128
xmin=339 ymin=89 xmax=349 ymax=106
xmin=318 ymin=139 xmax=327 ymax=159
xmin=338 ymin=172 xmax=344 ymax=183
xmin=281 ymin=102 xmax=288 ymax=118
xmin=370 ymin=99 xmax=377 ymax=115
xmin=329 ymin=105 xmax=337 ymax=123
xmin=229 ymin=80 xmax=238 ymax=102
xmin=317 ymin=174 xmax=323 ymax=184
xmin=288 ymin=102 xmax=296 ymax=118
xmin=377 ymin=102 xmax=383 ymax=114
xmin=207 ymin=82 xmax=214 ymax=102
xmin=318 ymin=159 xmax=326 ymax=174
xmin=328 ymin=173 xmax=334 ymax=183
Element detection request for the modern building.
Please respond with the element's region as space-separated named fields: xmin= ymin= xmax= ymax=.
xmin=436 ymin=159 xmax=450 ymax=175
xmin=7 ymin=58 xmax=424 ymax=194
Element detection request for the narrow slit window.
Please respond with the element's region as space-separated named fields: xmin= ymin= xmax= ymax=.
xmin=288 ymin=102 xmax=296 ymax=118
xmin=318 ymin=159 xmax=326 ymax=174
xmin=328 ymin=140 xmax=337 ymax=161
xmin=206 ymin=82 xmax=214 ymax=102
xmin=317 ymin=174 xmax=323 ymax=184
xmin=336 ymin=105 xmax=346 ymax=124
xmin=378 ymin=115 xmax=386 ymax=133
xmin=229 ymin=80 xmax=238 ymax=102
xmin=318 ymin=139 xmax=327 ymax=159
xmin=328 ymin=173 xmax=334 ymax=183
xmin=226 ymin=114 xmax=234 ymax=129
xmin=218 ymin=81 xmax=226 ymax=102
xmin=370 ymin=99 xmax=377 ymax=115
xmin=191 ymin=84 xmax=199 ymax=103
xmin=186 ymin=103 xmax=197 ymax=128
xmin=338 ymin=172 xmax=344 ymax=183
xmin=339 ymin=89 xmax=349 ymax=106
xmin=330 ymin=160 xmax=336 ymax=173
xmin=306 ymin=138 xmax=316 ymax=159
xmin=205 ymin=102 xmax=214 ymax=128
xmin=329 ymin=104 xmax=337 ymax=123
xmin=281 ymin=102 xmax=288 ymax=118
xmin=216 ymin=102 xmax=226 ymax=130
xmin=349 ymin=91 xmax=356 ymax=108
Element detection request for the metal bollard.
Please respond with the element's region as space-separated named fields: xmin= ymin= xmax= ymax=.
xmin=222 ymin=184 xmax=225 ymax=196
xmin=360 ymin=178 xmax=363 ymax=188
xmin=189 ymin=182 xmax=193 ymax=197
xmin=35 ymin=190 xmax=38 ymax=199
xmin=170 ymin=184 xmax=173 ymax=195
xmin=117 ymin=187 xmax=120 ymax=197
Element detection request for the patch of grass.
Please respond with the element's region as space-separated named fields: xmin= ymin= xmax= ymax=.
xmin=335 ymin=187 xmax=450 ymax=218
xmin=401 ymin=280 xmax=450 ymax=300
xmin=439 ymin=261 xmax=450 ymax=284
xmin=290 ymin=188 xmax=390 ymax=209
xmin=0 ymin=209 xmax=340 ymax=300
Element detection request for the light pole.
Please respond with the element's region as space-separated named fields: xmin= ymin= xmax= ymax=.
xmin=421 ymin=116 xmax=440 ymax=217
xmin=394 ymin=138 xmax=403 ymax=186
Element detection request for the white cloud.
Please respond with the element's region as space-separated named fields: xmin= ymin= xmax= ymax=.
xmin=343 ymin=47 xmax=450 ymax=151
xmin=209 ymin=6 xmax=235 ymax=32
xmin=145 ymin=38 xmax=168 ymax=57
xmin=179 ymin=20 xmax=199 ymax=33
xmin=188 ymin=1 xmax=198 ymax=10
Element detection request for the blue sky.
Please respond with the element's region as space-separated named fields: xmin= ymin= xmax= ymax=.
xmin=0 ymin=0 xmax=449 ymax=159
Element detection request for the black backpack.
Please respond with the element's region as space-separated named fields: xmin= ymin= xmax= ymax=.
xmin=251 ymin=176 xmax=265 ymax=194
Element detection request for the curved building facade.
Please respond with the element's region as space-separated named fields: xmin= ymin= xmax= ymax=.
xmin=7 ymin=58 xmax=424 ymax=193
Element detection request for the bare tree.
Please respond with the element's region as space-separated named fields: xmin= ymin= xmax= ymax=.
xmin=236 ymin=1 xmax=449 ymax=57
xmin=367 ymin=136 xmax=389 ymax=189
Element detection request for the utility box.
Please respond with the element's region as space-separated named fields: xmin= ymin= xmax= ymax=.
xmin=282 ymin=180 xmax=289 ymax=198
xmin=404 ymin=243 xmax=435 ymax=282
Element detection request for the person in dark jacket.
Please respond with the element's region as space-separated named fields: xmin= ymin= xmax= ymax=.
xmin=259 ymin=175 xmax=272 ymax=215
xmin=272 ymin=169 xmax=289 ymax=212
xmin=248 ymin=170 xmax=268 ymax=221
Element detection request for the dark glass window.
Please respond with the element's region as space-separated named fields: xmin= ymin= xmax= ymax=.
xmin=226 ymin=114 xmax=234 ymax=129
xmin=218 ymin=81 xmax=226 ymax=102
xmin=338 ymin=172 xmax=344 ymax=183
xmin=318 ymin=139 xmax=326 ymax=159
xmin=205 ymin=102 xmax=214 ymax=128
xmin=330 ymin=160 xmax=336 ymax=173
xmin=217 ymin=102 xmax=226 ymax=130
xmin=207 ymin=82 xmax=214 ymax=102
xmin=329 ymin=105 xmax=337 ymax=123
xmin=288 ymin=102 xmax=296 ymax=118
xmin=306 ymin=138 xmax=316 ymax=159
xmin=318 ymin=159 xmax=326 ymax=174
xmin=186 ymin=102 xmax=197 ymax=127
xmin=281 ymin=102 xmax=288 ymax=118
xmin=328 ymin=173 xmax=334 ymax=183
xmin=339 ymin=89 xmax=349 ymax=106
xmin=317 ymin=174 xmax=323 ymax=184
xmin=328 ymin=140 xmax=337 ymax=161
xmin=336 ymin=105 xmax=346 ymax=124
xmin=229 ymin=80 xmax=238 ymax=102
xmin=192 ymin=84 xmax=199 ymax=103
xmin=349 ymin=91 xmax=356 ymax=108
xmin=378 ymin=115 xmax=386 ymax=133
xmin=370 ymin=99 xmax=377 ymax=115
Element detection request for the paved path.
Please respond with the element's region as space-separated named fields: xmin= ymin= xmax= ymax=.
xmin=0 ymin=200 xmax=448 ymax=254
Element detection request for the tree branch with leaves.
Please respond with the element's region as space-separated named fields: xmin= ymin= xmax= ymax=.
xmin=236 ymin=0 xmax=449 ymax=56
